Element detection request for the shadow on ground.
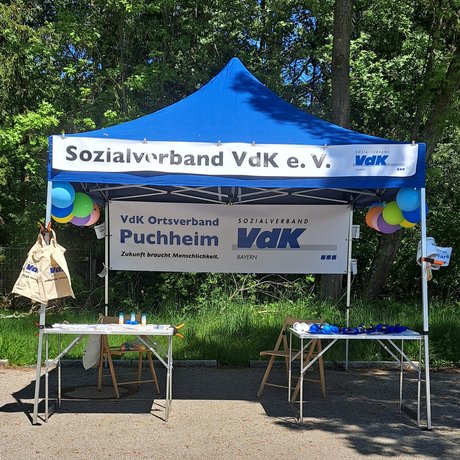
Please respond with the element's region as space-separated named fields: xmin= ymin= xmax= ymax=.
xmin=1 ymin=364 xmax=459 ymax=458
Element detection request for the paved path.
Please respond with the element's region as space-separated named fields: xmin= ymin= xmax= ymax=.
xmin=0 ymin=365 xmax=459 ymax=459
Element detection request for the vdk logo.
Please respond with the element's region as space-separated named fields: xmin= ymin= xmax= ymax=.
xmin=355 ymin=155 xmax=388 ymax=166
xmin=50 ymin=266 xmax=63 ymax=274
xmin=237 ymin=228 xmax=305 ymax=249
xmin=26 ymin=263 xmax=38 ymax=273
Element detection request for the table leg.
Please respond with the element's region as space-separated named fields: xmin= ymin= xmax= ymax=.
xmin=45 ymin=334 xmax=49 ymax=422
xmin=58 ymin=335 xmax=61 ymax=407
xmin=288 ymin=332 xmax=292 ymax=401
xmin=399 ymin=340 xmax=404 ymax=412
xmin=417 ymin=340 xmax=422 ymax=426
xmin=165 ymin=335 xmax=173 ymax=421
xmin=32 ymin=304 xmax=46 ymax=425
xmin=299 ymin=336 xmax=304 ymax=424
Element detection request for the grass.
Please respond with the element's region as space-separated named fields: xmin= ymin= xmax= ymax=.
xmin=1 ymin=299 xmax=459 ymax=367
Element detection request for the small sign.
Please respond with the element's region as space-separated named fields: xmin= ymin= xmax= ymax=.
xmin=94 ymin=223 xmax=105 ymax=239
xmin=417 ymin=238 xmax=452 ymax=270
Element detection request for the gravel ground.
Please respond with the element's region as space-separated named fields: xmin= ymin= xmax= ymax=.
xmin=0 ymin=364 xmax=459 ymax=459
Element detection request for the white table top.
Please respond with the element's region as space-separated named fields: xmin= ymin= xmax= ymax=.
xmin=43 ymin=323 xmax=175 ymax=336
xmin=289 ymin=328 xmax=423 ymax=341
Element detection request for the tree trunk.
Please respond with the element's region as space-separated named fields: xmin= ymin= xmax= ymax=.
xmin=320 ymin=0 xmax=352 ymax=300
xmin=331 ymin=0 xmax=352 ymax=128
xmin=362 ymin=231 xmax=403 ymax=300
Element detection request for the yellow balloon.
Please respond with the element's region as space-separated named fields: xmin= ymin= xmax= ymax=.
xmin=400 ymin=219 xmax=416 ymax=228
xmin=52 ymin=213 xmax=74 ymax=223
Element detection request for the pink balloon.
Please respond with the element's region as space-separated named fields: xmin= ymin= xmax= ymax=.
xmin=376 ymin=214 xmax=400 ymax=234
xmin=84 ymin=205 xmax=101 ymax=226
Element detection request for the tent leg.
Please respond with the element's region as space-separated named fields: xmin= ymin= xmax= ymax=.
xmin=32 ymin=181 xmax=52 ymax=424
xmin=345 ymin=207 xmax=353 ymax=371
xmin=345 ymin=308 xmax=350 ymax=370
xmin=104 ymin=202 xmax=109 ymax=317
xmin=424 ymin=335 xmax=432 ymax=429
xmin=420 ymin=187 xmax=432 ymax=430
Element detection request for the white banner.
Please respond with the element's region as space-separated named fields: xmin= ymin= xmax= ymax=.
xmin=109 ymin=202 xmax=351 ymax=274
xmin=52 ymin=136 xmax=418 ymax=178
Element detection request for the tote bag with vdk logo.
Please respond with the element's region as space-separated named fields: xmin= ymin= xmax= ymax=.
xmin=12 ymin=230 xmax=74 ymax=304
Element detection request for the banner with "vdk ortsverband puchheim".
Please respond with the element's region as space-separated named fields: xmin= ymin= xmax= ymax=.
xmin=109 ymin=202 xmax=351 ymax=274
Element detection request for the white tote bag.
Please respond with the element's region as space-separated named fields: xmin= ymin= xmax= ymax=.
xmin=12 ymin=235 xmax=43 ymax=303
xmin=12 ymin=230 xmax=74 ymax=303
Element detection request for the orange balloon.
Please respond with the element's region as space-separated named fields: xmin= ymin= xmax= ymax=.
xmin=365 ymin=206 xmax=384 ymax=230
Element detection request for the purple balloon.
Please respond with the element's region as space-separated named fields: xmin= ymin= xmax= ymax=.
xmin=52 ymin=204 xmax=73 ymax=218
xmin=376 ymin=214 xmax=400 ymax=234
xmin=402 ymin=203 xmax=428 ymax=224
xmin=71 ymin=215 xmax=91 ymax=226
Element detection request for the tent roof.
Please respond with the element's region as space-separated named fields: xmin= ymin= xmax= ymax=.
xmin=74 ymin=57 xmax=392 ymax=146
xmin=50 ymin=58 xmax=425 ymax=206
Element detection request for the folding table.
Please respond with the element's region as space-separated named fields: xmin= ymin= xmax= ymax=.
xmin=32 ymin=323 xmax=175 ymax=424
xmin=288 ymin=328 xmax=425 ymax=426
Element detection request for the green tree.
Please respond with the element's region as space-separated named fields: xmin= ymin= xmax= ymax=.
xmin=353 ymin=0 xmax=460 ymax=299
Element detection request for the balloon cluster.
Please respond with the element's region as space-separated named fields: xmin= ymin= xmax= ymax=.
xmin=365 ymin=188 xmax=427 ymax=234
xmin=51 ymin=182 xmax=100 ymax=226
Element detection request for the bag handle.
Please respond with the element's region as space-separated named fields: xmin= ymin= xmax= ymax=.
xmin=38 ymin=228 xmax=57 ymax=247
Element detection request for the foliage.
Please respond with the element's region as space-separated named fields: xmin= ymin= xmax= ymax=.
xmin=0 ymin=0 xmax=459 ymax=301
xmin=106 ymin=271 xmax=316 ymax=314
xmin=1 ymin=299 xmax=459 ymax=366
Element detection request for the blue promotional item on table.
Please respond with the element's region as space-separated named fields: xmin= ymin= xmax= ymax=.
xmin=123 ymin=311 xmax=138 ymax=325
xmin=293 ymin=321 xmax=409 ymax=335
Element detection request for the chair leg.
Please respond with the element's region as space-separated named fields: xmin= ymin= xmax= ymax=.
xmin=147 ymin=352 xmax=160 ymax=394
xmin=137 ymin=353 xmax=143 ymax=389
xmin=291 ymin=341 xmax=317 ymax=402
xmin=257 ymin=355 xmax=276 ymax=397
xmin=317 ymin=340 xmax=326 ymax=397
xmin=97 ymin=341 xmax=104 ymax=392
xmin=101 ymin=337 xmax=120 ymax=399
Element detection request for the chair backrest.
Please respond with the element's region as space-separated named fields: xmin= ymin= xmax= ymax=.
xmin=271 ymin=316 xmax=322 ymax=352
xmin=99 ymin=315 xmax=118 ymax=325
xmin=284 ymin=316 xmax=321 ymax=328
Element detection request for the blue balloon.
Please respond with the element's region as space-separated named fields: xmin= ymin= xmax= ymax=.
xmin=51 ymin=204 xmax=73 ymax=218
xmin=52 ymin=182 xmax=75 ymax=208
xmin=369 ymin=201 xmax=385 ymax=209
xmin=402 ymin=202 xmax=428 ymax=224
xmin=396 ymin=188 xmax=421 ymax=212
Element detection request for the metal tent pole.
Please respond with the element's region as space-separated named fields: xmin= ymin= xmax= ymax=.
xmin=104 ymin=202 xmax=109 ymax=316
xmin=420 ymin=187 xmax=432 ymax=429
xmin=32 ymin=181 xmax=53 ymax=424
xmin=345 ymin=207 xmax=353 ymax=370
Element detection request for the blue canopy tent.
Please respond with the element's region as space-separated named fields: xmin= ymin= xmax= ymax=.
xmin=35 ymin=58 xmax=431 ymax=427
xmin=48 ymin=57 xmax=425 ymax=205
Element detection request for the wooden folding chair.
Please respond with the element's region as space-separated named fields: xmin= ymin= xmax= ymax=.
xmin=97 ymin=316 xmax=160 ymax=398
xmin=257 ymin=316 xmax=325 ymax=399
